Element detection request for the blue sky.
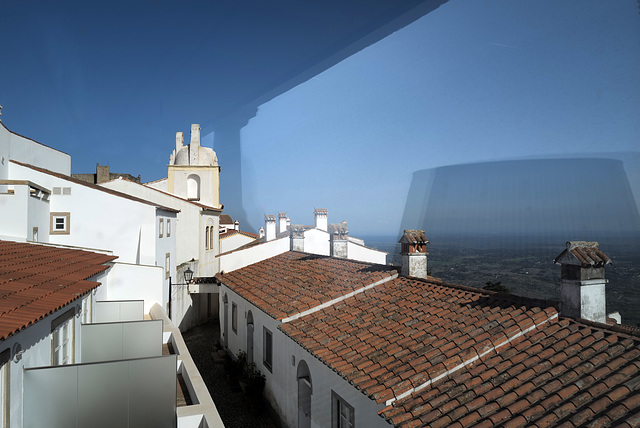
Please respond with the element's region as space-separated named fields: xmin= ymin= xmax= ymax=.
xmin=1 ymin=0 xmax=639 ymax=237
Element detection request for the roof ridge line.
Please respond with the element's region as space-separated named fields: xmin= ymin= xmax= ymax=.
xmin=279 ymin=272 xmax=399 ymax=323
xmin=384 ymin=312 xmax=559 ymax=406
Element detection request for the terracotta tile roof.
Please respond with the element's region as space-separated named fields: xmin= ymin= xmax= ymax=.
xmin=554 ymin=241 xmax=611 ymax=266
xmin=381 ymin=317 xmax=640 ymax=427
xmin=0 ymin=240 xmax=117 ymax=340
xmin=10 ymin=160 xmax=180 ymax=213
xmin=279 ymin=276 xmax=558 ymax=405
xmin=216 ymin=251 xmax=398 ymax=320
xmin=314 ymin=208 xmax=327 ymax=215
xmin=219 ymin=229 xmax=259 ymax=239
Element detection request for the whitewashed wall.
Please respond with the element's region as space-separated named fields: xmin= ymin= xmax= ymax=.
xmin=97 ymin=262 xmax=164 ymax=314
xmin=0 ymin=183 xmax=49 ymax=242
xmin=346 ymin=241 xmax=387 ymax=264
xmin=302 ymin=229 xmax=330 ymax=256
xmin=218 ymin=238 xmax=289 ymax=273
xmin=220 ymin=233 xmax=255 ymax=255
xmin=0 ymin=122 xmax=70 ymax=181
xmin=9 ymin=162 xmax=158 ymax=265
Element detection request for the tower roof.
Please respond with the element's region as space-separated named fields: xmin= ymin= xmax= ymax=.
xmin=398 ymin=230 xmax=428 ymax=245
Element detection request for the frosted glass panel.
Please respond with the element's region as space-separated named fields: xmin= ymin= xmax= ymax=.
xmin=124 ymin=320 xmax=162 ymax=359
xmin=81 ymin=320 xmax=162 ymax=363
xmin=130 ymin=356 xmax=177 ymax=428
xmin=24 ymin=356 xmax=176 ymax=428
xmin=24 ymin=365 xmax=78 ymax=428
xmin=94 ymin=300 xmax=144 ymax=323
xmin=77 ymin=361 xmax=128 ymax=428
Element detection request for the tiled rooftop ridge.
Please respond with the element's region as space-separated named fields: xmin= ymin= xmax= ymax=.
xmin=0 ymin=240 xmax=116 ymax=340
xmin=216 ymin=251 xmax=398 ymax=320
xmin=554 ymin=240 xmax=611 ymax=267
xmin=381 ymin=317 xmax=640 ymax=427
xmin=279 ymin=275 xmax=559 ymax=406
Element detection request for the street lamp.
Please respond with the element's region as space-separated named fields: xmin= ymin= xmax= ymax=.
xmin=168 ymin=268 xmax=194 ymax=319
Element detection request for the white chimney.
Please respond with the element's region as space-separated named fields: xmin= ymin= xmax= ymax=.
xmin=290 ymin=225 xmax=305 ymax=252
xmin=189 ymin=124 xmax=200 ymax=165
xmin=314 ymin=208 xmax=328 ymax=232
xmin=264 ymin=215 xmax=276 ymax=241
xmin=278 ymin=212 xmax=288 ymax=234
xmin=399 ymin=230 xmax=428 ymax=278
xmin=234 ymin=220 xmax=239 ymax=231
xmin=176 ymin=132 xmax=184 ymax=154
xmin=259 ymin=227 xmax=265 ymax=239
xmin=329 ymin=221 xmax=348 ymax=259
xmin=555 ymin=241 xmax=610 ymax=323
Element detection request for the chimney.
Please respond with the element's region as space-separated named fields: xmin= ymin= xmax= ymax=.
xmin=96 ymin=163 xmax=110 ymax=184
xmin=399 ymin=230 xmax=428 ymax=279
xmin=554 ymin=241 xmax=611 ymax=323
xmin=278 ymin=212 xmax=288 ymax=234
xmin=314 ymin=208 xmax=328 ymax=232
xmin=234 ymin=220 xmax=239 ymax=231
xmin=176 ymin=132 xmax=184 ymax=154
xmin=264 ymin=215 xmax=276 ymax=241
xmin=290 ymin=225 xmax=305 ymax=252
xmin=329 ymin=221 xmax=348 ymax=258
xmin=190 ymin=124 xmax=200 ymax=165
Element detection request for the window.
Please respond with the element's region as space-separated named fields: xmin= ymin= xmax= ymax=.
xmin=32 ymin=227 xmax=38 ymax=242
xmin=187 ymin=174 xmax=200 ymax=200
xmin=159 ymin=218 xmax=164 ymax=238
xmin=332 ymin=391 xmax=354 ymax=428
xmin=232 ymin=303 xmax=238 ymax=333
xmin=167 ymin=219 xmax=171 ymax=237
xmin=51 ymin=308 xmax=75 ymax=365
xmin=50 ymin=212 xmax=70 ymax=235
xmin=263 ymin=327 xmax=273 ymax=372
xmin=209 ymin=224 xmax=214 ymax=250
xmin=165 ymin=253 xmax=170 ymax=279
xmin=205 ymin=226 xmax=210 ymax=249
xmin=0 ymin=348 xmax=9 ymax=427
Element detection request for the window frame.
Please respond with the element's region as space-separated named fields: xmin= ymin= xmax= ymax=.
xmin=159 ymin=218 xmax=164 ymax=238
xmin=167 ymin=219 xmax=171 ymax=237
xmin=51 ymin=307 xmax=75 ymax=366
xmin=50 ymin=212 xmax=70 ymax=235
xmin=331 ymin=391 xmax=355 ymax=428
xmin=231 ymin=302 xmax=238 ymax=333
xmin=263 ymin=327 xmax=273 ymax=372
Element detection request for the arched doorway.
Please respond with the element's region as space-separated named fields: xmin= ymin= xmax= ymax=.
xmin=297 ymin=360 xmax=312 ymax=428
xmin=246 ymin=310 xmax=254 ymax=364
xmin=222 ymin=293 xmax=228 ymax=348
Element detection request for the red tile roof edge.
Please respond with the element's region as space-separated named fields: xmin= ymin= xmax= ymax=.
xmin=10 ymin=160 xmax=180 ymax=213
xmin=220 ymin=230 xmax=259 ymax=239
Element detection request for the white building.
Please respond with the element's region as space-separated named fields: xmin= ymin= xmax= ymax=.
xmin=218 ymin=208 xmax=387 ymax=273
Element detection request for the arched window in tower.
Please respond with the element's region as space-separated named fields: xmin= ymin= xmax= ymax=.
xmin=187 ymin=174 xmax=200 ymax=200
xmin=205 ymin=227 xmax=209 ymax=249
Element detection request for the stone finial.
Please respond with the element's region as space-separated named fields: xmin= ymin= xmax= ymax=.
xmin=190 ymin=124 xmax=201 ymax=147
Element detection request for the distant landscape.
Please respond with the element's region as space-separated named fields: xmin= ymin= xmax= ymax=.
xmin=364 ymin=234 xmax=640 ymax=327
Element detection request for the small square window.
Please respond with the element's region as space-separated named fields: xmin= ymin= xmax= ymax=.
xmin=50 ymin=212 xmax=70 ymax=235
xmin=263 ymin=327 xmax=273 ymax=372
xmin=232 ymin=303 xmax=238 ymax=333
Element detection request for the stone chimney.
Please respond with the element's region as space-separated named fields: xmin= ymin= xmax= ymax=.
xmin=399 ymin=230 xmax=428 ymax=279
xmin=314 ymin=208 xmax=328 ymax=232
xmin=290 ymin=225 xmax=305 ymax=252
xmin=278 ymin=212 xmax=288 ymax=234
xmin=264 ymin=215 xmax=277 ymax=241
xmin=554 ymin=241 xmax=611 ymax=323
xmin=96 ymin=163 xmax=110 ymax=184
xmin=329 ymin=221 xmax=348 ymax=258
